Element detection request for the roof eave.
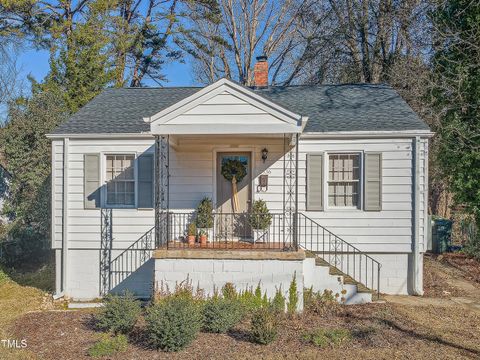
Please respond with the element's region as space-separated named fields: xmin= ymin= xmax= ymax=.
xmin=46 ymin=132 xmax=154 ymax=139
xmin=301 ymin=130 xmax=434 ymax=139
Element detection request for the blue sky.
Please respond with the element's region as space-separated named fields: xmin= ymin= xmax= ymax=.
xmin=0 ymin=45 xmax=200 ymax=123
xmin=16 ymin=46 xmax=199 ymax=90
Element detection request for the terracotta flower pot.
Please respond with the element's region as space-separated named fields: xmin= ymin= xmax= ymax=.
xmin=200 ymin=235 xmax=207 ymax=247
xmin=187 ymin=235 xmax=195 ymax=246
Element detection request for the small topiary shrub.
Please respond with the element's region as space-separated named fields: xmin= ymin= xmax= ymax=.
xmin=248 ymin=199 xmax=272 ymax=230
xmin=87 ymin=334 xmax=128 ymax=358
xmin=302 ymin=328 xmax=351 ymax=348
xmin=202 ymin=297 xmax=244 ymax=333
xmin=287 ymin=273 xmax=298 ymax=314
xmin=196 ymin=197 xmax=214 ymax=229
xmin=95 ymin=292 xmax=141 ymax=335
xmin=250 ymin=308 xmax=278 ymax=345
xmin=146 ymin=293 xmax=203 ymax=351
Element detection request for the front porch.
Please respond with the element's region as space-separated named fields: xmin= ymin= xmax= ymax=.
xmin=152 ymin=133 xmax=301 ymax=252
xmin=159 ymin=211 xmax=290 ymax=251
xmin=145 ymin=79 xmax=305 ymax=253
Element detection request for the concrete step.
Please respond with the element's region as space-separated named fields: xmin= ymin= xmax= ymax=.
xmin=306 ymin=256 xmax=373 ymax=304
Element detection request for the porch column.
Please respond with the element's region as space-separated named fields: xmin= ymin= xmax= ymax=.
xmin=283 ymin=133 xmax=298 ymax=251
xmin=154 ymin=135 xmax=169 ymax=248
xmin=294 ymin=133 xmax=299 ymax=251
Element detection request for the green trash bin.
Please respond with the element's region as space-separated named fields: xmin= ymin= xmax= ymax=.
xmin=432 ymin=218 xmax=453 ymax=254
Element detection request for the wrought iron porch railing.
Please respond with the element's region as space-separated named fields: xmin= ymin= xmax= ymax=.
xmin=165 ymin=212 xmax=291 ymax=250
xmin=109 ymin=226 xmax=155 ymax=291
xmin=298 ymin=213 xmax=381 ymax=298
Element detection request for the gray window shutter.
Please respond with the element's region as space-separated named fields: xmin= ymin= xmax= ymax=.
xmin=138 ymin=153 xmax=154 ymax=208
xmin=84 ymin=154 xmax=100 ymax=209
xmin=364 ymin=152 xmax=382 ymax=211
xmin=306 ymin=153 xmax=323 ymax=211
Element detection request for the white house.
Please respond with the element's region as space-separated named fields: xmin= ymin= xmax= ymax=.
xmin=47 ymin=57 xmax=432 ymax=305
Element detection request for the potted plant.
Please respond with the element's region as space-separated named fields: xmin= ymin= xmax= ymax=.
xmin=187 ymin=222 xmax=196 ymax=246
xmin=249 ymin=199 xmax=272 ymax=242
xmin=199 ymin=230 xmax=208 ymax=247
xmin=196 ymin=197 xmax=214 ymax=242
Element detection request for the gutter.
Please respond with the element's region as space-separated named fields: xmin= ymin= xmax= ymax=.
xmin=46 ymin=129 xmax=434 ymax=140
xmin=301 ymin=130 xmax=434 ymax=139
xmin=411 ymin=136 xmax=423 ymax=295
xmin=46 ymin=132 xmax=154 ymax=139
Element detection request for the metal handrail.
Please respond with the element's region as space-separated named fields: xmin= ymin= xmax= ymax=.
xmin=298 ymin=213 xmax=381 ymax=298
xmin=109 ymin=226 xmax=155 ymax=291
xmin=166 ymin=211 xmax=289 ymax=250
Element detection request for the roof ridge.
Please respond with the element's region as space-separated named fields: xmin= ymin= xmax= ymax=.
xmin=102 ymin=83 xmax=393 ymax=91
xmin=105 ymin=86 xmax=204 ymax=90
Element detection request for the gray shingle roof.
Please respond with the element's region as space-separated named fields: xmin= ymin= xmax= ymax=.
xmin=51 ymin=83 xmax=429 ymax=135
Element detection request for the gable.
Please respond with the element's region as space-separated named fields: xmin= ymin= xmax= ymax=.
xmin=145 ymin=78 xmax=305 ymax=135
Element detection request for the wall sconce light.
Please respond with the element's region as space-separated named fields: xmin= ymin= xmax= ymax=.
xmin=261 ymin=148 xmax=268 ymax=163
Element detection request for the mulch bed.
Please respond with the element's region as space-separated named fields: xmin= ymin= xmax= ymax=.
xmin=9 ymin=303 xmax=480 ymax=360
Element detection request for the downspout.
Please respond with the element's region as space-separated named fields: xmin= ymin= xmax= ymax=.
xmin=60 ymin=137 xmax=69 ymax=297
xmin=411 ymin=136 xmax=423 ymax=295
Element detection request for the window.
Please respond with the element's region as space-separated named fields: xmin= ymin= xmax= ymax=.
xmin=328 ymin=153 xmax=360 ymax=207
xmin=106 ymin=154 xmax=135 ymax=206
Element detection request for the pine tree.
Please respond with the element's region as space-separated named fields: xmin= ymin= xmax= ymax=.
xmin=431 ymin=0 xmax=480 ymax=227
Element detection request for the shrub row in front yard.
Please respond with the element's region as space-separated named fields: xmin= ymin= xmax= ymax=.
xmin=91 ymin=278 xmax=342 ymax=354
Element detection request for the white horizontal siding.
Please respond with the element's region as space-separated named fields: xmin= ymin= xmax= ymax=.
xmin=66 ymin=139 xmax=156 ymax=249
xmin=51 ymin=140 xmax=64 ymax=249
xmin=164 ymin=92 xmax=290 ymax=128
xmin=256 ymin=138 xmax=416 ymax=253
xmin=60 ymin=136 xmax=425 ymax=255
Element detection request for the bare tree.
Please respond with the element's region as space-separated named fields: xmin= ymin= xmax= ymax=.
xmin=294 ymin=0 xmax=432 ymax=84
xmin=181 ymin=0 xmax=306 ymax=85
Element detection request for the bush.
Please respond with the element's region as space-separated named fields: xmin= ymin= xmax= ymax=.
xmin=303 ymin=288 xmax=342 ymax=316
xmin=146 ymin=294 xmax=203 ymax=351
xmin=196 ymin=197 xmax=214 ymax=229
xmin=238 ymin=284 xmax=268 ymax=312
xmin=270 ymin=288 xmax=285 ymax=314
xmin=248 ymin=200 xmax=272 ymax=230
xmin=202 ymin=297 xmax=244 ymax=333
xmin=250 ymin=308 xmax=278 ymax=345
xmin=95 ymin=292 xmax=141 ymax=335
xmin=222 ymin=282 xmax=237 ymax=300
xmin=461 ymin=218 xmax=480 ymax=261
xmin=287 ymin=273 xmax=298 ymax=314
xmin=87 ymin=334 xmax=128 ymax=358
xmin=302 ymin=328 xmax=351 ymax=348
xmin=187 ymin=222 xmax=196 ymax=237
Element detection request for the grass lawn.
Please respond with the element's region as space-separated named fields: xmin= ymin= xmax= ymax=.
xmin=0 ymin=270 xmax=45 ymax=360
xmin=1 ymin=256 xmax=480 ymax=359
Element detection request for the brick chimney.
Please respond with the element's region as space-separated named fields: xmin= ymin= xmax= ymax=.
xmin=254 ymin=55 xmax=268 ymax=88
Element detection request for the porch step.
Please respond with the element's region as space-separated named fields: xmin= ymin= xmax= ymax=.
xmin=309 ymin=256 xmax=374 ymax=302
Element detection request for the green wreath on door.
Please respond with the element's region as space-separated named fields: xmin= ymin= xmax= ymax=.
xmin=221 ymin=159 xmax=247 ymax=212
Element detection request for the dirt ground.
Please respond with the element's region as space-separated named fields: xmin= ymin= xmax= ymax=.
xmin=4 ymin=254 xmax=480 ymax=360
